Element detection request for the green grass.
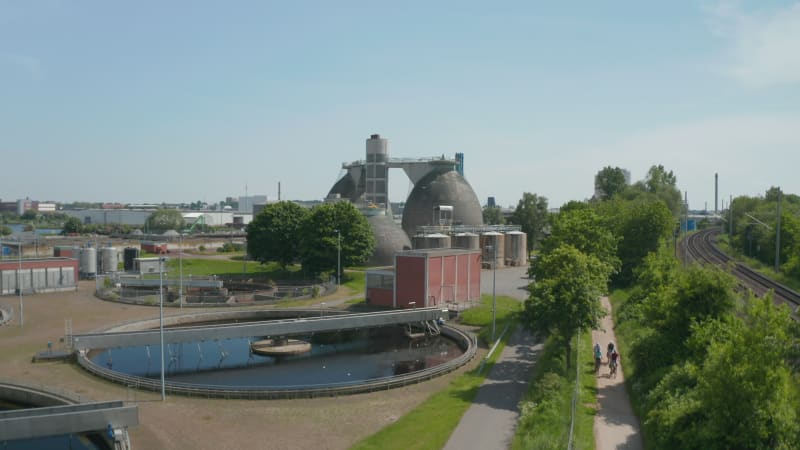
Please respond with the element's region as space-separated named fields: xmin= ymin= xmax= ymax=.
xmin=715 ymin=234 xmax=800 ymax=291
xmin=460 ymin=294 xmax=523 ymax=344
xmin=512 ymin=330 xmax=596 ymax=450
xmin=163 ymin=258 xmax=301 ymax=279
xmin=351 ymin=328 xmax=513 ymax=450
xmin=342 ymin=270 xmax=366 ymax=292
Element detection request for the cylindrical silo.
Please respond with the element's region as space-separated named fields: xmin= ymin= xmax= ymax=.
xmin=425 ymin=233 xmax=451 ymax=249
xmin=80 ymin=247 xmax=97 ymax=279
xmin=452 ymin=232 xmax=479 ymax=250
xmin=99 ymin=247 xmax=118 ymax=273
xmin=365 ymin=134 xmax=389 ymax=208
xmin=504 ymin=231 xmax=527 ymax=266
xmin=481 ymin=232 xmax=505 ymax=268
xmin=123 ymin=247 xmax=139 ymax=271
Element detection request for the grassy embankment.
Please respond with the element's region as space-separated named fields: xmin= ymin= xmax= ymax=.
xmin=350 ymin=295 xmax=522 ymax=450
xmin=715 ymin=233 xmax=800 ymax=291
xmin=511 ymin=330 xmax=595 ymax=450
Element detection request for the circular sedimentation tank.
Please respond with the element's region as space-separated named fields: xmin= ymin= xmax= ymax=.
xmin=77 ymin=310 xmax=475 ymax=399
xmin=401 ymin=170 xmax=483 ymax=238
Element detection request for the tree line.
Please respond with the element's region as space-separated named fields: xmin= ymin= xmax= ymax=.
xmin=246 ymin=201 xmax=375 ymax=279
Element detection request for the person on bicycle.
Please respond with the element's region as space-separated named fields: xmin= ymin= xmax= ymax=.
xmin=609 ymin=349 xmax=620 ymax=377
xmin=606 ymin=342 xmax=615 ymax=362
xmin=594 ymin=343 xmax=603 ymax=374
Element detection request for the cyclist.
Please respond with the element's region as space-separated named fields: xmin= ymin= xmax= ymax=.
xmin=609 ymin=349 xmax=620 ymax=378
xmin=594 ymin=343 xmax=603 ymax=374
xmin=606 ymin=342 xmax=615 ymax=362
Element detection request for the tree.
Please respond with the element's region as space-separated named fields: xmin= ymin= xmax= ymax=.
xmin=299 ymin=202 xmax=375 ymax=277
xmin=145 ymin=208 xmax=185 ymax=233
xmin=509 ymin=193 xmax=548 ymax=251
xmin=524 ymin=245 xmax=612 ymax=370
xmin=594 ymin=166 xmax=628 ymax=200
xmin=61 ymin=217 xmax=83 ymax=235
xmin=0 ymin=225 xmax=11 ymax=236
xmin=246 ymin=201 xmax=309 ymax=269
xmin=603 ymin=199 xmax=674 ymax=285
xmin=540 ymin=207 xmax=620 ymax=273
xmin=482 ymin=205 xmax=505 ymax=225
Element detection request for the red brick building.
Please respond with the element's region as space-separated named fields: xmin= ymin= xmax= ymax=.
xmin=366 ymin=248 xmax=481 ymax=309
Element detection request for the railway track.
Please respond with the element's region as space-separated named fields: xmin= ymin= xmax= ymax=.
xmin=686 ymin=228 xmax=800 ymax=315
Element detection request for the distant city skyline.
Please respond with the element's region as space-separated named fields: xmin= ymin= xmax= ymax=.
xmin=2 ymin=2 xmax=799 ymax=210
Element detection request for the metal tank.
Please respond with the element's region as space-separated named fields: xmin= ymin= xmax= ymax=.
xmin=99 ymin=247 xmax=118 ymax=273
xmin=452 ymin=232 xmax=479 ymax=250
xmin=480 ymin=232 xmax=505 ymax=268
xmin=123 ymin=247 xmax=139 ymax=271
xmin=504 ymin=231 xmax=527 ymax=266
xmin=412 ymin=233 xmax=451 ymax=250
xmin=80 ymin=247 xmax=97 ymax=279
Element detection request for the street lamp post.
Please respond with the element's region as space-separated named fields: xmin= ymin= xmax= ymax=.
xmin=159 ymin=257 xmax=166 ymax=401
xmin=335 ymin=229 xmax=341 ymax=286
xmin=179 ymin=234 xmax=183 ymax=309
xmin=18 ymin=238 xmax=23 ymax=327
xmin=491 ymin=244 xmax=497 ymax=342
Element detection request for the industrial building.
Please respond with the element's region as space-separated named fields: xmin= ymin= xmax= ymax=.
xmin=327 ymin=134 xmax=485 ymax=266
xmin=0 ymin=257 xmax=78 ymax=295
xmin=365 ymin=248 xmax=482 ymax=309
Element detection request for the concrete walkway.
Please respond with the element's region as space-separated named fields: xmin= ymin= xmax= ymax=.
xmin=592 ymin=297 xmax=643 ymax=450
xmin=444 ymin=266 xmax=541 ymax=450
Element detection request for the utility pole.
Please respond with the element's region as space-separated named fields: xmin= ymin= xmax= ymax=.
xmin=729 ymin=195 xmax=733 ymax=238
xmin=775 ymin=188 xmax=782 ymax=272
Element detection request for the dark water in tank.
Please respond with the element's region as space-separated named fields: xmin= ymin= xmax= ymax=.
xmin=0 ymin=401 xmax=106 ymax=450
xmin=89 ymin=327 xmax=462 ymax=388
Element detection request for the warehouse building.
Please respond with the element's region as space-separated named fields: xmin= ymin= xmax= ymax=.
xmin=0 ymin=257 xmax=79 ymax=295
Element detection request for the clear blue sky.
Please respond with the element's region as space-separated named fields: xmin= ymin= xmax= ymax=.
xmin=2 ymin=1 xmax=799 ymax=210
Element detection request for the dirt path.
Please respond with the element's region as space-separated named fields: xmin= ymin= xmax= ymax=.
xmin=592 ymin=297 xmax=643 ymax=450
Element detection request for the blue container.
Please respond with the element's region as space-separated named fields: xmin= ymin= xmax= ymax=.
xmin=687 ymin=219 xmax=697 ymax=231
xmin=1 ymin=246 xmax=9 ymax=256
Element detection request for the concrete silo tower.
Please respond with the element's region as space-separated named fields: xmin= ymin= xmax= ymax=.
xmin=366 ymin=134 xmax=389 ymax=208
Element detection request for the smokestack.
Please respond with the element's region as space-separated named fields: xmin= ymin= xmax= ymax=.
xmin=715 ymin=173 xmax=718 ymax=214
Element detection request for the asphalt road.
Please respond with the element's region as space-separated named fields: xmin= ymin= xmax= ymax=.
xmin=444 ymin=266 xmax=543 ymax=450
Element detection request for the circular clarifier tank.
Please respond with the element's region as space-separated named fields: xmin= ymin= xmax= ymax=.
xmin=78 ymin=310 xmax=475 ymax=399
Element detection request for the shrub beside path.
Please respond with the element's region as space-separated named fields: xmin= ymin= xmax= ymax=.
xmin=592 ymin=296 xmax=644 ymax=450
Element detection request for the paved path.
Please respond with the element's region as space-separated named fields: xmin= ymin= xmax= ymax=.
xmin=444 ymin=266 xmax=541 ymax=450
xmin=592 ymin=297 xmax=643 ymax=450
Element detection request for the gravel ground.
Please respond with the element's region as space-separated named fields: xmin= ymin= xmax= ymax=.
xmin=0 ymin=281 xmax=480 ymax=450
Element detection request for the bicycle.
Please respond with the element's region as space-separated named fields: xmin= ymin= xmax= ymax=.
xmin=609 ymin=360 xmax=618 ymax=378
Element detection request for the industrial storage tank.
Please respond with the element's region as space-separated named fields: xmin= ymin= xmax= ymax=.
xmin=80 ymin=247 xmax=97 ymax=279
xmin=99 ymin=247 xmax=118 ymax=273
xmin=123 ymin=247 xmax=139 ymax=271
xmin=504 ymin=231 xmax=527 ymax=266
xmin=366 ymin=211 xmax=412 ymax=266
xmin=452 ymin=232 xmax=479 ymax=250
xmin=480 ymin=232 xmax=505 ymax=268
xmin=412 ymin=233 xmax=451 ymax=250
xmin=401 ymin=169 xmax=483 ymax=238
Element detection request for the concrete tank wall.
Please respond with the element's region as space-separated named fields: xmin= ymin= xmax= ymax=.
xmin=451 ymin=232 xmax=479 ymax=250
xmin=504 ymin=231 xmax=527 ymax=266
xmin=80 ymin=248 xmax=97 ymax=278
xmin=480 ymin=232 xmax=505 ymax=268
